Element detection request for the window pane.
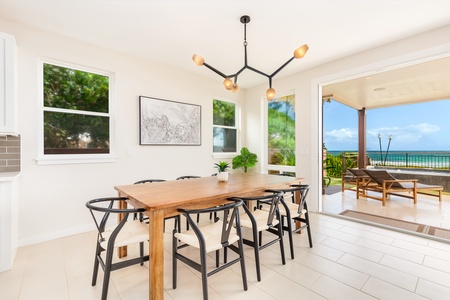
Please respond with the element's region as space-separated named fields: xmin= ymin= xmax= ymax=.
xmin=43 ymin=63 xmax=109 ymax=113
xmin=44 ymin=111 xmax=109 ymax=154
xmin=213 ymin=99 xmax=235 ymax=126
xmin=213 ymin=127 xmax=237 ymax=152
xmin=268 ymin=94 xmax=295 ymax=166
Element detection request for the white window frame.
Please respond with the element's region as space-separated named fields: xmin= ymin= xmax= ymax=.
xmin=262 ymin=90 xmax=296 ymax=174
xmin=37 ymin=59 xmax=116 ymax=165
xmin=212 ymin=97 xmax=240 ymax=159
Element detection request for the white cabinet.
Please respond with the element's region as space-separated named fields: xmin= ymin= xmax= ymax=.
xmin=0 ymin=32 xmax=17 ymax=134
xmin=0 ymin=173 xmax=19 ymax=272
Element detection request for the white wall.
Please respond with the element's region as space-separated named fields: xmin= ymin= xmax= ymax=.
xmin=0 ymin=18 xmax=246 ymax=246
xmin=245 ymin=25 xmax=450 ymax=213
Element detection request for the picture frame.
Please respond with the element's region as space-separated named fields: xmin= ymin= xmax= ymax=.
xmin=139 ymin=96 xmax=201 ymax=145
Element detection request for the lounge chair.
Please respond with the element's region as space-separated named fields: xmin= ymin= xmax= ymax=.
xmin=363 ymin=169 xmax=443 ymax=206
xmin=341 ymin=168 xmax=376 ymax=194
xmin=344 ymin=168 xmax=378 ymax=198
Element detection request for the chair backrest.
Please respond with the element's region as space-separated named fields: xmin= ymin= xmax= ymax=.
xmin=177 ymin=199 xmax=244 ymax=247
xmin=348 ymin=168 xmax=369 ymax=177
xmin=85 ymin=197 xmax=145 ymax=245
xmin=289 ymin=184 xmax=310 ymax=211
xmin=364 ymin=169 xmax=404 ymax=188
xmin=134 ymin=179 xmax=166 ymax=184
xmin=277 ymin=173 xmax=294 ymax=177
xmin=230 ymin=191 xmax=284 ymax=227
xmin=268 ymin=185 xmax=310 ymax=214
xmin=176 ymin=175 xmax=201 ymax=180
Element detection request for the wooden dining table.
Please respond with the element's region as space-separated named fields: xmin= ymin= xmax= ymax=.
xmin=114 ymin=172 xmax=302 ymax=300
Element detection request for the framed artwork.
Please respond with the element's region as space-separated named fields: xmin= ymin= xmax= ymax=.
xmin=139 ymin=96 xmax=201 ymax=145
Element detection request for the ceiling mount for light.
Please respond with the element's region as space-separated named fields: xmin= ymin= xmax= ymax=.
xmin=192 ymin=15 xmax=309 ymax=100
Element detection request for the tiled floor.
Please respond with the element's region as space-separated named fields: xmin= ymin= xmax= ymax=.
xmin=2 ymin=201 xmax=450 ymax=300
xmin=323 ymin=187 xmax=450 ymax=230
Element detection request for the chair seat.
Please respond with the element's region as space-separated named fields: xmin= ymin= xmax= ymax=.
xmin=175 ymin=220 xmax=240 ymax=252
xmin=239 ymin=209 xmax=279 ymax=231
xmin=400 ymin=182 xmax=442 ymax=190
xmin=101 ymin=219 xmax=149 ymax=248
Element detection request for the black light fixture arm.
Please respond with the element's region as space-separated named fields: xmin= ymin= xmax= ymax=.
xmin=202 ymin=62 xmax=228 ymax=79
xmin=270 ymin=56 xmax=295 ymax=78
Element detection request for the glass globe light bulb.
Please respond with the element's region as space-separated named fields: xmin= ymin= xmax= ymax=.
xmin=266 ymin=88 xmax=276 ymax=100
xmin=293 ymin=44 xmax=309 ymax=59
xmin=223 ymin=78 xmax=233 ymax=90
xmin=192 ymin=54 xmax=204 ymax=66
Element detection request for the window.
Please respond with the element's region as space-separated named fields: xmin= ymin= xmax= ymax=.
xmin=39 ymin=61 xmax=114 ymax=163
xmin=267 ymin=93 xmax=296 ymax=169
xmin=213 ymin=99 xmax=237 ymax=153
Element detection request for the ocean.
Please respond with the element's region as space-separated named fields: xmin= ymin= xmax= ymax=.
xmin=327 ymin=151 xmax=450 ymax=169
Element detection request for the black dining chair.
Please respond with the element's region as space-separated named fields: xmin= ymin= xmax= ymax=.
xmin=260 ymin=185 xmax=312 ymax=259
xmin=228 ymin=191 xmax=286 ymax=282
xmin=176 ymin=175 xmax=203 ymax=225
xmin=134 ymin=179 xmax=183 ymax=232
xmin=86 ymin=197 xmax=149 ymax=300
xmin=176 ymin=175 xmax=201 ymax=180
xmin=133 ymin=179 xmax=166 ymax=222
xmin=173 ymin=199 xmax=248 ymax=300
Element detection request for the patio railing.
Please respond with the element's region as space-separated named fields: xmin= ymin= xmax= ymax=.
xmin=368 ymin=153 xmax=450 ymax=170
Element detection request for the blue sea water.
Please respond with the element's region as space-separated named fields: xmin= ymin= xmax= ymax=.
xmin=327 ymin=151 xmax=450 ymax=168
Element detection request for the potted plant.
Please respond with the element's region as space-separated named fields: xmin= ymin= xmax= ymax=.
xmin=232 ymin=147 xmax=258 ymax=173
xmin=214 ymin=161 xmax=230 ymax=182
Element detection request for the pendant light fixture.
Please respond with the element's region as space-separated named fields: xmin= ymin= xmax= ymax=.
xmin=192 ymin=15 xmax=308 ymax=100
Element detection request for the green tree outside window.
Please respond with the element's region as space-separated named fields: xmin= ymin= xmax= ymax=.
xmin=213 ymin=99 xmax=237 ymax=153
xmin=43 ymin=63 xmax=110 ymax=154
xmin=268 ymin=94 xmax=295 ymax=166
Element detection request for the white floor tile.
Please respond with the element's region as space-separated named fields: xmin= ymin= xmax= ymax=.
xmin=340 ymin=225 xmax=395 ymax=245
xmin=338 ymin=253 xmax=418 ymax=292
xmin=362 ymin=277 xmax=428 ymax=300
xmin=321 ymin=237 xmax=384 ymax=262
xmin=294 ymin=251 xmax=369 ymax=289
xmin=356 ymin=238 xmax=424 ymax=264
xmin=416 ymin=279 xmax=450 ymax=300
xmin=310 ymin=275 xmax=376 ymax=300
xmin=380 ymin=255 xmax=450 ymax=288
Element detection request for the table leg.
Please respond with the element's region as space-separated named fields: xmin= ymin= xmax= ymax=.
xmin=148 ymin=209 xmax=165 ymax=300
xmin=294 ymin=190 xmax=302 ymax=233
xmin=118 ymin=198 xmax=127 ymax=257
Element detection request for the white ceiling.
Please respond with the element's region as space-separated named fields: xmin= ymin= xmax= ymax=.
xmin=323 ymin=56 xmax=450 ymax=110
xmin=1 ymin=0 xmax=450 ymax=108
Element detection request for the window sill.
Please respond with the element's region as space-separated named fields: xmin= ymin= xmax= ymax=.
xmin=36 ymin=156 xmax=117 ymax=165
xmin=212 ymin=153 xmax=237 ymax=159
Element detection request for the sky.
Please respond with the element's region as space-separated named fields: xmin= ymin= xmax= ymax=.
xmin=323 ymin=99 xmax=450 ymax=152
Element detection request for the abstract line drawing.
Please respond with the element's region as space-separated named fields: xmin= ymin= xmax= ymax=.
xmin=139 ymin=96 xmax=201 ymax=145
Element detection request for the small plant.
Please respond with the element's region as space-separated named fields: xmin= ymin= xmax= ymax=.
xmin=214 ymin=161 xmax=230 ymax=173
xmin=232 ymin=147 xmax=258 ymax=172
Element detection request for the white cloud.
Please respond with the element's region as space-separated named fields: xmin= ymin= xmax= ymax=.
xmin=409 ymin=123 xmax=440 ymax=133
xmin=366 ymin=123 xmax=441 ymax=149
xmin=325 ymin=128 xmax=357 ymax=142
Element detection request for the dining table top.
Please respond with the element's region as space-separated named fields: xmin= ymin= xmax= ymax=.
xmin=114 ymin=172 xmax=302 ymax=214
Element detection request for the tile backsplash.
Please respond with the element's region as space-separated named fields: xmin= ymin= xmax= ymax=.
xmin=0 ymin=135 xmax=21 ymax=172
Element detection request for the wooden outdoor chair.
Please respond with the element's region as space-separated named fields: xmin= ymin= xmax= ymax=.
xmin=363 ymin=169 xmax=443 ymax=206
xmin=345 ymin=168 xmax=378 ymax=198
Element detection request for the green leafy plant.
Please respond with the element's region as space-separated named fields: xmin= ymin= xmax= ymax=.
xmin=232 ymin=147 xmax=258 ymax=172
xmin=214 ymin=161 xmax=230 ymax=173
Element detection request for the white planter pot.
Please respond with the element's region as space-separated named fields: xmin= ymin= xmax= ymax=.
xmin=217 ymin=172 xmax=229 ymax=182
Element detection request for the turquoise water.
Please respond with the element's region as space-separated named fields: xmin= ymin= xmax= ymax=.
xmin=327 ymin=151 xmax=450 ymax=168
